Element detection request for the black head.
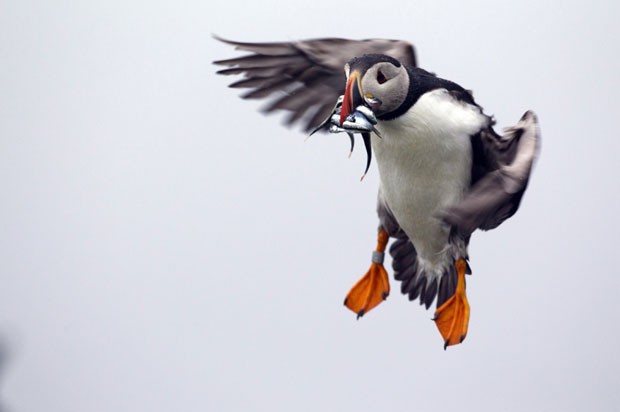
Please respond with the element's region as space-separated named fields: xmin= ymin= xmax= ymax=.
xmin=340 ymin=54 xmax=470 ymax=123
xmin=340 ymin=54 xmax=410 ymax=124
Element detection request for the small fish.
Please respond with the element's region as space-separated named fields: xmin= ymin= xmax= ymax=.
xmin=310 ymin=97 xmax=381 ymax=177
xmin=341 ymin=111 xmax=375 ymax=133
xmin=309 ymin=96 xmax=344 ymax=136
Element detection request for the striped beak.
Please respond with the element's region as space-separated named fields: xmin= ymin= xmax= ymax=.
xmin=339 ymin=70 xmax=365 ymax=126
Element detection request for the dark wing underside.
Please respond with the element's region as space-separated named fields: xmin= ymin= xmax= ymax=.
xmin=213 ymin=36 xmax=417 ymax=133
xmin=444 ymin=110 xmax=541 ymax=236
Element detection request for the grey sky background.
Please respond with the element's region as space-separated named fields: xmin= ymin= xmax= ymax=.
xmin=1 ymin=0 xmax=619 ymax=411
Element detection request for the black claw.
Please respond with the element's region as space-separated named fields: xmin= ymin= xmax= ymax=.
xmin=460 ymin=335 xmax=466 ymax=343
xmin=356 ymin=310 xmax=365 ymax=320
xmin=382 ymin=291 xmax=388 ymax=300
xmin=343 ymin=298 xmax=348 ymax=306
xmin=444 ymin=340 xmax=449 ymax=350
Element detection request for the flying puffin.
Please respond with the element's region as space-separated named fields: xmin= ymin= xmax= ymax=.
xmin=214 ymin=37 xmax=540 ymax=348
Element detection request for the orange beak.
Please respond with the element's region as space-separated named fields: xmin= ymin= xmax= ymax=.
xmin=340 ymin=71 xmax=364 ymax=126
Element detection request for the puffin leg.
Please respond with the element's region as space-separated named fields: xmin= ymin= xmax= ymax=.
xmin=344 ymin=229 xmax=390 ymax=318
xmin=433 ymin=258 xmax=470 ymax=349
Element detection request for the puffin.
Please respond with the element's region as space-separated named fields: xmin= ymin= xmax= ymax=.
xmin=214 ymin=37 xmax=540 ymax=348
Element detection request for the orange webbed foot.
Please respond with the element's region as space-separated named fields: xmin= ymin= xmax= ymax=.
xmin=344 ymin=230 xmax=390 ymax=318
xmin=433 ymin=258 xmax=470 ymax=349
xmin=344 ymin=261 xmax=390 ymax=318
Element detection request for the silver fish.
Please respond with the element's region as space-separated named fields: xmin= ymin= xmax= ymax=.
xmin=310 ymin=98 xmax=381 ymax=177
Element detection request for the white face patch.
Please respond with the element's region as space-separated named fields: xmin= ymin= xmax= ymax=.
xmin=360 ymin=63 xmax=409 ymax=116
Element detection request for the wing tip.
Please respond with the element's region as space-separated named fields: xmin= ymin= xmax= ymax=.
xmin=520 ymin=110 xmax=538 ymax=124
xmin=212 ymin=34 xmax=242 ymax=48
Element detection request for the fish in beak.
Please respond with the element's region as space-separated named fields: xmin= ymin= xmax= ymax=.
xmin=309 ymin=68 xmax=379 ymax=179
xmin=339 ymin=70 xmax=376 ymax=180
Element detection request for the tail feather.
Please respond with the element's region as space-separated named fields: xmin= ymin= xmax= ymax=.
xmin=389 ymin=238 xmax=458 ymax=309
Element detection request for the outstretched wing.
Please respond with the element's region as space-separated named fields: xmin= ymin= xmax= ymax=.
xmin=443 ymin=111 xmax=541 ymax=235
xmin=213 ymin=36 xmax=417 ymax=133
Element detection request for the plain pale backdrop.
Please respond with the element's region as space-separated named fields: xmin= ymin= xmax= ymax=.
xmin=1 ymin=0 xmax=619 ymax=411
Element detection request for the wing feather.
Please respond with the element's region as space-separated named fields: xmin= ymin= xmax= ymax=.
xmin=444 ymin=111 xmax=541 ymax=235
xmin=214 ymin=36 xmax=417 ymax=132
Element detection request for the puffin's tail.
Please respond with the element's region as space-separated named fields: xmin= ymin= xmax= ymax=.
xmin=390 ymin=238 xmax=471 ymax=309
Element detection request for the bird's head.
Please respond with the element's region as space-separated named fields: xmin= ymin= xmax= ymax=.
xmin=340 ymin=54 xmax=410 ymax=125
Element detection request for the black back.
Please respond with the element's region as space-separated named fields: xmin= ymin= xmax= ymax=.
xmin=380 ymin=67 xmax=475 ymax=121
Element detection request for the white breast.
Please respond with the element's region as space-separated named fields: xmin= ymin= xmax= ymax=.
xmin=372 ymin=88 xmax=488 ymax=277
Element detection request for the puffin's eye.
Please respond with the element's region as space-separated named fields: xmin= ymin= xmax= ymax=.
xmin=377 ymin=70 xmax=387 ymax=84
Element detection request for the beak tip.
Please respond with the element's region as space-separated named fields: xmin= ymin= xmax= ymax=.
xmin=340 ymin=71 xmax=362 ymax=127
